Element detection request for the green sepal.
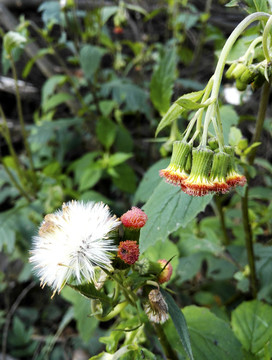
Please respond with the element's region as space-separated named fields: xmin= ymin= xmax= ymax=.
xmin=189 ymin=148 xmax=214 ymax=179
xmin=225 ymin=63 xmax=237 ymax=79
xmin=210 ymin=152 xmax=230 ymax=181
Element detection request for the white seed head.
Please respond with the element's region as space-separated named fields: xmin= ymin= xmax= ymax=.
xmin=29 ymin=201 xmax=120 ymax=294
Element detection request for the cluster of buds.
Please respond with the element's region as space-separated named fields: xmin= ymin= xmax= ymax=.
xmin=160 ymin=141 xmax=246 ymax=197
xmin=116 ymin=207 xmax=148 ymax=266
xmin=225 ymin=60 xmax=272 ymax=91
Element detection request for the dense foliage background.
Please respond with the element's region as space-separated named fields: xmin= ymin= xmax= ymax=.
xmin=1 ymin=0 xmax=272 ymax=359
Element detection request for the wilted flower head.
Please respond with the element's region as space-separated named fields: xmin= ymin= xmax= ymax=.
xmin=117 ymin=240 xmax=139 ymax=265
xmin=157 ymin=259 xmax=173 ymax=284
xmin=144 ymin=289 xmax=169 ymax=324
xmin=30 ymin=201 xmax=120 ymax=295
xmin=121 ymin=207 xmax=148 ymax=229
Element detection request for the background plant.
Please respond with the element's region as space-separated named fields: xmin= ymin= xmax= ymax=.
xmin=1 ymin=0 xmax=272 ymax=359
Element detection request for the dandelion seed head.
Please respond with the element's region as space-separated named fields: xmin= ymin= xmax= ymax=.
xmin=29 ymin=201 xmax=120 ymax=293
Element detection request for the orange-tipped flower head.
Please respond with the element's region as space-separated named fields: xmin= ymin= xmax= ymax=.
xmin=160 ymin=141 xmax=192 ymax=186
xmin=117 ymin=240 xmax=139 ymax=265
xmin=182 ymin=148 xmax=214 ymax=196
xmin=224 ymin=146 xmax=247 ymax=188
xmin=209 ymin=151 xmax=231 ymax=194
xmin=121 ymin=207 xmax=148 ymax=229
xmin=157 ymin=259 xmax=173 ymax=284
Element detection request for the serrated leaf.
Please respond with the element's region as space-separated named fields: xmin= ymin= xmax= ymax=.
xmin=161 ymin=289 xmax=194 ymax=360
xmin=79 ymin=45 xmax=106 ymax=80
xmin=4 ymin=31 xmax=27 ymax=54
xmin=134 ymin=158 xmax=170 ymax=204
xmin=150 ymin=47 xmax=176 ymax=115
xmin=231 ymin=300 xmax=272 ymax=357
xmin=155 ymin=90 xmax=204 ymax=136
xmin=139 ymin=181 xmax=212 ymax=253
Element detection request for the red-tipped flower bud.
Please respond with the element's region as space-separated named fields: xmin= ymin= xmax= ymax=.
xmin=157 ymin=259 xmax=173 ymax=284
xmin=117 ymin=240 xmax=139 ymax=265
xmin=121 ymin=207 xmax=148 ymax=229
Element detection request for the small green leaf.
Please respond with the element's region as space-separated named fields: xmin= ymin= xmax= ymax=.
xmin=23 ymin=48 xmax=54 ymax=78
xmin=108 ymin=152 xmax=133 ymax=167
xmin=79 ymin=45 xmax=106 ymax=80
xmin=4 ymin=31 xmax=27 ymax=54
xmin=229 ymin=126 xmax=243 ymax=147
xmin=176 ymin=97 xmax=212 ymax=110
xmin=231 ymin=300 xmax=272 ymax=357
xmin=42 ymin=75 xmax=68 ymax=104
xmin=79 ymin=167 xmax=102 ymax=192
xmin=225 ymin=0 xmax=239 ymax=7
xmin=243 ymin=142 xmax=261 ymax=156
xmin=96 ymin=117 xmax=117 ymax=150
xmin=42 ymin=92 xmax=73 ymax=113
xmin=161 ymin=289 xmax=194 ymax=360
xmin=155 ymin=90 xmax=204 ymax=136
xmin=140 ymin=181 xmax=212 ymax=253
xmin=150 ymin=47 xmax=176 ymax=115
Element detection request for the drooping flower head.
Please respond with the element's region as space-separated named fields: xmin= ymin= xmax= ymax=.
xmin=182 ymin=148 xmax=214 ymax=196
xmin=121 ymin=207 xmax=148 ymax=229
xmin=160 ymin=141 xmax=192 ymax=186
xmin=117 ymin=240 xmax=139 ymax=265
xmin=224 ymin=146 xmax=247 ymax=187
xmin=209 ymin=151 xmax=231 ymax=194
xmin=144 ymin=289 xmax=169 ymax=324
xmin=29 ymin=201 xmax=120 ymax=295
xmin=157 ymin=259 xmax=173 ymax=284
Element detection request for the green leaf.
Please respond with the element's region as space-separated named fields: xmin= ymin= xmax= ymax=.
xmin=155 ymin=90 xmax=204 ymax=136
xmin=68 ymin=283 xmax=113 ymax=316
xmin=225 ymin=0 xmax=239 ymax=7
xmin=176 ymin=98 xmax=210 ymax=110
xmin=100 ymin=6 xmax=118 ymax=25
xmin=61 ymin=287 xmax=98 ymax=342
xmin=42 ymin=92 xmax=73 ymax=113
xmin=231 ymin=300 xmax=272 ymax=357
xmin=161 ymin=289 xmax=194 ymax=360
xmin=4 ymin=31 xmax=27 ymax=54
xmin=79 ymin=45 xmax=106 ymax=80
xmin=23 ymin=48 xmax=54 ymax=78
xmin=229 ymin=126 xmax=242 ymax=147
xmin=90 ymin=345 xmax=137 ymax=360
xmin=42 ymin=75 xmax=68 ymax=104
xmin=112 ymin=164 xmax=136 ymax=193
xmin=134 ymin=158 xmax=170 ymax=204
xmin=150 ymin=47 xmax=176 ymax=115
xmin=79 ymin=166 xmax=102 ymax=192
xmin=166 ymin=306 xmax=243 ymax=360
xmin=96 ymin=117 xmax=117 ymax=150
xmin=139 ymin=181 xmax=212 ymax=253
xmin=108 ymin=152 xmax=133 ymax=167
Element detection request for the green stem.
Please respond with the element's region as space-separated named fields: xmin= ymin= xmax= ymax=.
xmin=241 ymin=81 xmax=270 ymax=299
xmin=201 ymin=12 xmax=270 ymax=147
xmin=91 ymin=300 xmax=128 ymax=321
xmin=214 ymin=197 xmax=229 ymax=246
xmin=242 ymin=36 xmax=262 ymax=63
xmin=241 ymin=185 xmax=257 ymax=298
xmin=248 ymin=81 xmax=271 ymax=165
xmin=10 ymin=56 xmax=37 ymax=188
xmin=154 ymin=323 xmax=179 ymax=360
xmin=262 ymin=15 xmax=272 ymax=62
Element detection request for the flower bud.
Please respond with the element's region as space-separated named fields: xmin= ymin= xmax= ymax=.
xmin=240 ymin=65 xmax=258 ymax=84
xmin=182 ymin=148 xmax=214 ymax=196
xmin=225 ymin=63 xmax=237 ymax=79
xmin=235 ymin=78 xmax=247 ymax=91
xmin=121 ymin=207 xmax=147 ymax=229
xmin=209 ymin=151 xmax=230 ymax=194
xmin=224 ymin=146 xmax=247 ymax=187
xmin=157 ymin=259 xmax=173 ymax=284
xmin=117 ymin=240 xmax=139 ymax=265
xmin=231 ymin=63 xmax=247 ymax=79
xmin=160 ymin=141 xmax=192 ymax=186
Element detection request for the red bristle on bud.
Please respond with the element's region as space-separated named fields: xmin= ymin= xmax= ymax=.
xmin=117 ymin=240 xmax=139 ymax=265
xmin=121 ymin=207 xmax=148 ymax=229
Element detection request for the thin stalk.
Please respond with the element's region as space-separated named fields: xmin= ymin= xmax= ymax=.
xmin=241 ymin=81 xmax=270 ymax=299
xmin=1 ymin=161 xmax=32 ymax=202
xmin=10 ymin=56 xmax=37 ymax=188
xmin=0 ymin=106 xmax=26 ymax=185
xmin=241 ymin=184 xmax=257 ymax=298
xmin=262 ymin=15 xmax=272 ymax=62
xmin=201 ymin=12 xmax=270 ymax=147
xmin=214 ymin=197 xmax=229 ymax=246
xmin=154 ymin=323 xmax=179 ymax=360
